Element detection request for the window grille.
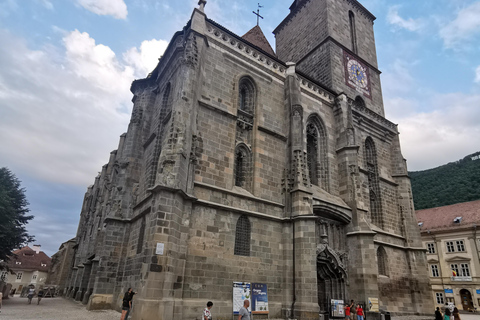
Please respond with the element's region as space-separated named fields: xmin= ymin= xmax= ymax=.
xmin=456 ymin=240 xmax=465 ymax=252
xmin=431 ymin=265 xmax=439 ymax=277
xmin=306 ymin=123 xmax=318 ymax=185
xmin=451 ymin=264 xmax=459 ymax=276
xmin=446 ymin=241 xmax=455 ymax=253
xmin=16 ymin=272 xmax=23 ymax=280
xmin=234 ymin=215 xmax=251 ymax=256
xmin=377 ymin=247 xmax=388 ymax=276
xmin=436 ymin=292 xmax=444 ymax=304
xmin=238 ymin=78 xmax=255 ymax=113
xmin=427 ymin=242 xmax=436 ymax=254
xmin=460 ymin=263 xmax=470 ymax=277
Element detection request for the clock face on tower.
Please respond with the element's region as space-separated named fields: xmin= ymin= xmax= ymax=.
xmin=344 ymin=51 xmax=371 ymax=99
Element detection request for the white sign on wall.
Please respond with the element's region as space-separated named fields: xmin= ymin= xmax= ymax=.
xmin=156 ymin=243 xmax=164 ymax=255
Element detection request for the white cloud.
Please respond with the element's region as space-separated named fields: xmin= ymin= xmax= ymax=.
xmin=76 ymin=0 xmax=128 ymax=19
xmin=388 ymin=93 xmax=480 ymax=171
xmin=440 ymin=2 xmax=480 ymax=49
xmin=475 ymin=65 xmax=480 ymax=83
xmin=387 ymin=5 xmax=423 ymax=32
xmin=123 ymin=39 xmax=169 ymax=78
xmin=0 ymin=29 xmax=167 ymax=186
xmin=37 ymin=0 xmax=53 ymax=10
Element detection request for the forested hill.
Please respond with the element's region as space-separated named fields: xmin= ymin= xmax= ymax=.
xmin=409 ymin=151 xmax=480 ymax=210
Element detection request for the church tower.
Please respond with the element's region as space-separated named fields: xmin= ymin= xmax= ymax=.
xmin=274 ymin=0 xmax=384 ymax=116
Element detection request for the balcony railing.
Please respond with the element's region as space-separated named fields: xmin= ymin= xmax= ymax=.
xmin=451 ymin=276 xmax=472 ymax=281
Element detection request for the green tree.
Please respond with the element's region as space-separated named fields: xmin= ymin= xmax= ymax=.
xmin=0 ymin=167 xmax=34 ymax=268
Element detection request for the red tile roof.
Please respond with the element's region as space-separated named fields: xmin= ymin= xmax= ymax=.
xmin=7 ymin=246 xmax=51 ymax=272
xmin=241 ymin=25 xmax=276 ymax=56
xmin=416 ymin=200 xmax=480 ymax=233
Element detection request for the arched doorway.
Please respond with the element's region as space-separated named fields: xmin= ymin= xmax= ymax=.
xmin=459 ymin=289 xmax=473 ymax=311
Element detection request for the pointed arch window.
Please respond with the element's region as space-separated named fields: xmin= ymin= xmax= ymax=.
xmin=349 ymin=10 xmax=358 ymax=54
xmin=234 ymin=145 xmax=252 ymax=190
xmin=234 ymin=215 xmax=251 ymax=256
xmin=160 ymin=83 xmax=172 ymax=120
xmin=306 ymin=116 xmax=329 ymax=189
xmin=377 ymin=246 xmax=388 ymax=276
xmin=365 ymin=137 xmax=382 ymax=227
xmin=238 ymin=77 xmax=255 ymax=114
xmin=136 ymin=216 xmax=146 ymax=254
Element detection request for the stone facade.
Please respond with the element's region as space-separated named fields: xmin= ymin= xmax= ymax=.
xmin=64 ymin=1 xmax=433 ymax=319
xmin=46 ymin=238 xmax=76 ymax=295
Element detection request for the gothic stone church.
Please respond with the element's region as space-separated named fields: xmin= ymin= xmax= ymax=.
xmin=65 ymin=0 xmax=433 ymax=319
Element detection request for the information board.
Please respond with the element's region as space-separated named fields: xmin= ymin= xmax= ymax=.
xmin=252 ymin=283 xmax=268 ymax=314
xmin=233 ymin=282 xmax=251 ymax=315
xmin=331 ymin=299 xmax=344 ymax=318
xmin=368 ymin=297 xmax=379 ymax=312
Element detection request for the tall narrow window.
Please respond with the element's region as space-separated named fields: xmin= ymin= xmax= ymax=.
xmin=234 ymin=215 xmax=251 ymax=256
xmin=377 ymin=246 xmax=388 ymax=276
xmin=365 ymin=136 xmax=382 ymax=227
xmin=238 ymin=77 xmax=255 ymax=113
xmin=234 ymin=145 xmax=252 ymax=190
xmin=160 ymin=83 xmax=172 ymax=120
xmin=137 ymin=216 xmax=146 ymax=254
xmin=349 ymin=11 xmax=357 ymax=53
xmin=306 ymin=115 xmax=329 ymax=189
xmin=306 ymin=123 xmax=318 ymax=185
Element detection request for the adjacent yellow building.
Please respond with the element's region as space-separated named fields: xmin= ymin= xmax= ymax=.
xmin=417 ymin=200 xmax=480 ymax=311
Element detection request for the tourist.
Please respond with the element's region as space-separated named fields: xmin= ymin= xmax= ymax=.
xmin=356 ymin=304 xmax=364 ymax=320
xmin=37 ymin=288 xmax=44 ymax=305
xmin=120 ymin=288 xmax=134 ymax=320
xmin=435 ymin=307 xmax=443 ymax=320
xmin=124 ymin=289 xmax=136 ymax=319
xmin=203 ymin=301 xmax=213 ymax=320
xmin=452 ymin=307 xmax=460 ymax=320
xmin=344 ymin=303 xmax=350 ymax=320
xmin=350 ymin=300 xmax=356 ymax=320
xmin=238 ymin=299 xmax=250 ymax=320
xmin=27 ymin=286 xmax=35 ymax=304
xmin=444 ymin=308 xmax=451 ymax=320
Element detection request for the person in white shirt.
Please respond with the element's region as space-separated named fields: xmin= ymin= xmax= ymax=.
xmin=203 ymin=301 xmax=213 ymax=320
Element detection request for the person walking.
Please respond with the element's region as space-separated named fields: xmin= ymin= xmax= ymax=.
xmin=27 ymin=286 xmax=35 ymax=304
xmin=356 ymin=304 xmax=364 ymax=320
xmin=37 ymin=288 xmax=44 ymax=305
xmin=120 ymin=288 xmax=134 ymax=320
xmin=444 ymin=308 xmax=451 ymax=320
xmin=452 ymin=307 xmax=460 ymax=320
xmin=238 ymin=299 xmax=250 ymax=320
xmin=435 ymin=307 xmax=443 ymax=320
xmin=124 ymin=289 xmax=136 ymax=319
xmin=203 ymin=301 xmax=213 ymax=320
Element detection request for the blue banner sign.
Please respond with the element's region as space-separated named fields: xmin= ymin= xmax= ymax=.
xmin=444 ymin=289 xmax=453 ymax=293
xmin=476 ymin=289 xmax=480 ymax=294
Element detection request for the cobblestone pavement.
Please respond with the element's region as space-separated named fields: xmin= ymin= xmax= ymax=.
xmin=0 ymin=295 xmax=120 ymax=320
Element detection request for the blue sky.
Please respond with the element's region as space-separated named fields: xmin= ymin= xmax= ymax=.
xmin=1 ymin=0 xmax=479 ymax=256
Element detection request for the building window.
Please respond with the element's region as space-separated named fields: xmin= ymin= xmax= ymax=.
xmin=160 ymin=82 xmax=172 ymax=120
xmin=451 ymin=264 xmax=459 ymax=277
xmin=349 ymin=10 xmax=358 ymax=53
xmin=431 ymin=265 xmax=439 ymax=277
xmin=427 ymin=242 xmax=436 ymax=254
xmin=306 ymin=115 xmax=328 ymax=189
xmin=16 ymin=272 xmax=23 ymax=280
xmin=234 ymin=215 xmax=251 ymax=256
xmin=137 ymin=216 xmax=146 ymax=254
xmin=456 ymin=240 xmax=465 ymax=252
xmin=436 ymin=292 xmax=444 ymax=304
xmin=460 ymin=263 xmax=470 ymax=277
xmin=306 ymin=123 xmax=318 ymax=185
xmin=32 ymin=274 xmax=37 ymax=280
xmin=238 ymin=77 xmax=255 ymax=113
xmin=377 ymin=246 xmax=388 ymax=276
xmin=446 ymin=241 xmax=455 ymax=253
xmin=365 ymin=136 xmax=382 ymax=227
xmin=234 ymin=145 xmax=252 ymax=190
xmin=0 ymin=271 xmax=7 ymax=281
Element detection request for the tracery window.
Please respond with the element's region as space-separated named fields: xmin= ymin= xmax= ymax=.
xmin=238 ymin=77 xmax=255 ymax=113
xmin=234 ymin=215 xmax=251 ymax=256
xmin=234 ymin=144 xmax=252 ymax=190
xmin=377 ymin=246 xmax=388 ymax=276
xmin=136 ymin=216 xmax=146 ymax=254
xmin=306 ymin=115 xmax=328 ymax=189
xmin=365 ymin=137 xmax=382 ymax=227
xmin=160 ymin=83 xmax=172 ymax=120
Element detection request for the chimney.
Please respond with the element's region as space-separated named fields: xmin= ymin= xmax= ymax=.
xmin=32 ymin=245 xmax=41 ymax=254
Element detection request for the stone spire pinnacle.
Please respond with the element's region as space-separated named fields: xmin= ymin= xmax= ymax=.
xmin=198 ymin=0 xmax=207 ymax=13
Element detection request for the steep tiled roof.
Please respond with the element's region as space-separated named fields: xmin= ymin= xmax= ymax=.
xmin=241 ymin=25 xmax=276 ymax=56
xmin=7 ymin=246 xmax=51 ymax=272
xmin=416 ymin=200 xmax=480 ymax=233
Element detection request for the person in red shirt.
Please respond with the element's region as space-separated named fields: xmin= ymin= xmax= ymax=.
xmin=344 ymin=304 xmax=351 ymax=320
xmin=356 ymin=304 xmax=364 ymax=320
